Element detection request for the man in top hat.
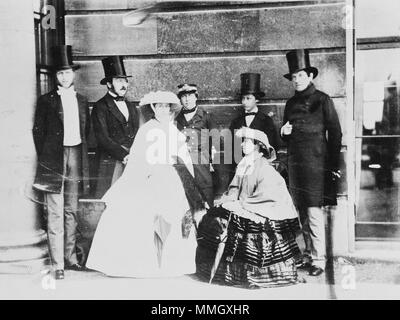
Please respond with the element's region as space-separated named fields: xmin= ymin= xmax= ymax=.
xmin=230 ymin=73 xmax=278 ymax=168
xmin=280 ymin=49 xmax=342 ymax=276
xmin=175 ymin=83 xmax=218 ymax=208
xmin=91 ymin=56 xmax=140 ymax=198
xmin=32 ymin=45 xmax=91 ymax=279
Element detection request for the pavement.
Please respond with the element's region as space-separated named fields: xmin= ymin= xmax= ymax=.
xmin=0 ymin=254 xmax=399 ymax=300
xmin=1 ymin=240 xmax=399 ymax=300
xmin=349 ymin=240 xmax=400 ymax=263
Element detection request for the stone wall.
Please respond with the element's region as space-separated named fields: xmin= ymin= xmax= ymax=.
xmin=66 ymin=0 xmax=347 ymax=183
xmin=65 ymin=0 xmax=350 ymax=254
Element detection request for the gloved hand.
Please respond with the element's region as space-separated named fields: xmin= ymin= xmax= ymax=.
xmin=280 ymin=121 xmax=293 ymax=136
xmin=331 ymin=170 xmax=341 ymax=181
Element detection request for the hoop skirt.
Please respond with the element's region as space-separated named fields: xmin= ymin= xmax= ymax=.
xmin=86 ymin=120 xmax=199 ymax=277
xmin=196 ymin=155 xmax=301 ymax=288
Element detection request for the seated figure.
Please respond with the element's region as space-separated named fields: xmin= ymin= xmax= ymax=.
xmin=196 ymin=127 xmax=301 ymax=288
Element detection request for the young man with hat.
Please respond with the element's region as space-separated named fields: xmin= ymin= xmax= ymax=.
xmin=230 ymin=73 xmax=278 ymax=168
xmin=175 ymin=83 xmax=218 ymax=208
xmin=281 ymin=49 xmax=342 ymax=276
xmin=91 ymin=56 xmax=140 ymax=198
xmin=32 ymin=45 xmax=91 ymax=279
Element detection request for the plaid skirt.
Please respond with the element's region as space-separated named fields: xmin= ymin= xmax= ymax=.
xmin=196 ymin=206 xmax=301 ymax=288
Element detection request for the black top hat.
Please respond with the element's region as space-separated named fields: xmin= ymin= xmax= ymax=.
xmin=239 ymin=73 xmax=265 ymax=98
xmin=100 ymin=56 xmax=132 ymax=85
xmin=283 ymin=49 xmax=318 ymax=80
xmin=52 ymin=45 xmax=80 ymax=71
xmin=177 ymin=83 xmax=198 ymax=98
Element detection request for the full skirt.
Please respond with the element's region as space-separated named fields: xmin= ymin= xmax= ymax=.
xmin=86 ymin=164 xmax=197 ymax=278
xmin=196 ymin=206 xmax=301 ymax=288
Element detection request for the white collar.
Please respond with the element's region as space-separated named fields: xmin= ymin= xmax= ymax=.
xmin=57 ymin=85 xmax=76 ymax=96
xmin=236 ymin=152 xmax=263 ymax=175
xmin=245 ymin=106 xmax=258 ymax=114
xmin=108 ymin=91 xmax=117 ymax=98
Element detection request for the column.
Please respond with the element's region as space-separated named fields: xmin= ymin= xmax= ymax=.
xmin=0 ymin=0 xmax=48 ymax=273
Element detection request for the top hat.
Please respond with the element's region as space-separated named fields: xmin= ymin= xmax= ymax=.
xmin=239 ymin=73 xmax=265 ymax=98
xmin=177 ymin=83 xmax=198 ymax=99
xmin=52 ymin=45 xmax=80 ymax=71
xmin=283 ymin=49 xmax=318 ymax=80
xmin=100 ymin=56 xmax=132 ymax=85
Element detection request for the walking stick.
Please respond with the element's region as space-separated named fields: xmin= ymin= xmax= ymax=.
xmin=209 ymin=211 xmax=233 ymax=284
xmin=325 ymin=204 xmax=337 ymax=299
xmin=324 ymin=170 xmax=340 ymax=299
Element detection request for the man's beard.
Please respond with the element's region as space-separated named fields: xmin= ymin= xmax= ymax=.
xmin=110 ymin=84 xmax=127 ymax=97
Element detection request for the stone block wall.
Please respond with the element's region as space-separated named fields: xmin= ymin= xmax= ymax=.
xmin=65 ymin=0 xmax=350 ymax=254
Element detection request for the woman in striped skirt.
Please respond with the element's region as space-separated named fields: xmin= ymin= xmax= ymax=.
xmin=196 ymin=127 xmax=301 ymax=288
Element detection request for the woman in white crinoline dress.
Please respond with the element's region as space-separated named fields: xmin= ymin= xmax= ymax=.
xmin=86 ymin=91 xmax=205 ymax=278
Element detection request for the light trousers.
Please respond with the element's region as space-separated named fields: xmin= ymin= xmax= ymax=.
xmin=299 ymin=206 xmax=326 ymax=269
xmin=45 ymin=145 xmax=81 ymax=269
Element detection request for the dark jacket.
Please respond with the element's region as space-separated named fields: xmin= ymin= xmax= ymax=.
xmin=175 ymin=106 xmax=218 ymax=206
xmin=230 ymin=109 xmax=278 ymax=150
xmin=282 ymin=83 xmax=342 ymax=207
xmin=91 ymin=93 xmax=140 ymax=198
xmin=32 ymin=89 xmax=90 ymax=195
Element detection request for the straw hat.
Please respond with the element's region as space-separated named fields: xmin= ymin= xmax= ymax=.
xmin=139 ymin=91 xmax=182 ymax=113
xmin=235 ymin=127 xmax=276 ymax=161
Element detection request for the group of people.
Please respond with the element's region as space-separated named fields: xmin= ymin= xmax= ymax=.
xmin=32 ymin=45 xmax=342 ymax=288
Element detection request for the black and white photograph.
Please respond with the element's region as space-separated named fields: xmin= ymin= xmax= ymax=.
xmin=0 ymin=0 xmax=399 ymax=305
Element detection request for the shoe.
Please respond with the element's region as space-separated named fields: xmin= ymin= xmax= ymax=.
xmin=296 ymin=261 xmax=312 ymax=270
xmin=309 ymin=265 xmax=324 ymax=276
xmin=298 ymin=277 xmax=307 ymax=284
xmin=66 ymin=263 xmax=86 ymax=271
xmin=55 ymin=269 xmax=64 ymax=280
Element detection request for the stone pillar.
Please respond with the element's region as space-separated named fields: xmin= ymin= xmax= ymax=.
xmin=0 ymin=1 xmax=48 ymax=273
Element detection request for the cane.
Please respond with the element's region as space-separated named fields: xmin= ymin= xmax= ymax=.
xmin=325 ymin=204 xmax=337 ymax=299
xmin=324 ymin=169 xmax=341 ymax=299
xmin=209 ymin=211 xmax=233 ymax=284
